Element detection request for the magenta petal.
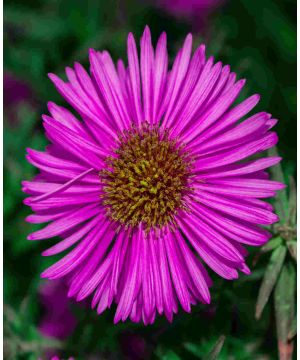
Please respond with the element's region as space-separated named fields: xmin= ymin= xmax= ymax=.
xmin=161 ymin=33 xmax=193 ymax=128
xmin=152 ymin=32 xmax=168 ymax=124
xmin=114 ymin=225 xmax=143 ymax=323
xmin=140 ymin=26 xmax=154 ymax=124
xmin=127 ymin=32 xmax=143 ymax=126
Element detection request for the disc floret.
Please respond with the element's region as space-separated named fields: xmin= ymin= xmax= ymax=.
xmin=100 ymin=123 xmax=193 ymax=231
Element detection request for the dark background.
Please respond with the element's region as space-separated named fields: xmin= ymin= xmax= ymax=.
xmin=4 ymin=0 xmax=296 ymax=359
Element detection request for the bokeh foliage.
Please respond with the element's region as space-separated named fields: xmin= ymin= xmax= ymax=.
xmin=4 ymin=0 xmax=296 ymax=359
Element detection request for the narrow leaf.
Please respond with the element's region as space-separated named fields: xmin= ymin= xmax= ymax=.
xmin=253 ymin=237 xmax=282 ymax=266
xmin=205 ymin=335 xmax=226 ymax=360
xmin=286 ymin=241 xmax=297 ymax=262
xmin=274 ymin=262 xmax=296 ymax=360
xmin=261 ymin=237 xmax=283 ymax=253
xmin=255 ymin=245 xmax=286 ymax=319
xmin=288 ymin=316 xmax=297 ymax=341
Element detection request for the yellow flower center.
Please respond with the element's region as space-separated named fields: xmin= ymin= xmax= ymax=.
xmin=100 ymin=124 xmax=192 ymax=231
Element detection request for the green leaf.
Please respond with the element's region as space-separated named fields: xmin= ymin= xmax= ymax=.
xmin=288 ymin=316 xmax=297 ymax=341
xmin=260 ymin=237 xmax=283 ymax=253
xmin=286 ymin=241 xmax=297 ymax=262
xmin=156 ymin=348 xmax=181 ymax=360
xmin=253 ymin=236 xmax=285 ymax=274
xmin=205 ymin=335 xmax=226 ymax=360
xmin=184 ymin=342 xmax=202 ymax=358
xmin=274 ymin=262 xmax=296 ymax=360
xmin=255 ymin=245 xmax=287 ymax=319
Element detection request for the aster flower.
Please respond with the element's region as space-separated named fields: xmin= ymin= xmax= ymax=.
xmin=23 ymin=26 xmax=284 ymax=325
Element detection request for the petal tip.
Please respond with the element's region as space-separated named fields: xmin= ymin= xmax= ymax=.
xmin=144 ymin=24 xmax=151 ymax=34
xmin=40 ymin=271 xmax=48 ymax=279
xmin=27 ymin=233 xmax=36 ymax=240
xmin=47 ymin=73 xmax=57 ymax=82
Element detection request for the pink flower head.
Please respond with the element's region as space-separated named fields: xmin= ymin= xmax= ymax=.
xmin=23 ymin=26 xmax=284 ymax=325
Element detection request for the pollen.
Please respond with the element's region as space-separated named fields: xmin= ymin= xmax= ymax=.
xmin=100 ymin=123 xmax=193 ymax=231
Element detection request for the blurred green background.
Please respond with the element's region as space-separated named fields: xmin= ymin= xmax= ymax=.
xmin=4 ymin=0 xmax=296 ymax=359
